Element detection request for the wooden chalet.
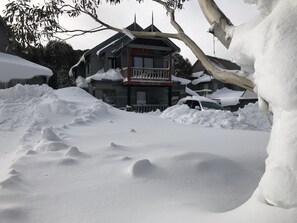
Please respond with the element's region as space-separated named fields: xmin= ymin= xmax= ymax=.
xmin=190 ymin=56 xmax=258 ymax=110
xmin=71 ymin=22 xmax=186 ymax=112
xmin=190 ymin=56 xmax=244 ymax=95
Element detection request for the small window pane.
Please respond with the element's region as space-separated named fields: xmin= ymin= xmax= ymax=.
xmin=144 ymin=58 xmax=153 ymax=68
xmin=134 ymin=57 xmax=143 ymax=67
xmin=102 ymin=89 xmax=116 ymax=105
xmin=136 ymin=91 xmax=146 ymax=105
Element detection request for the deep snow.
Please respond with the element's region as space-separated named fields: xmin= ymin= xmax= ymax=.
xmin=0 ymin=84 xmax=296 ymax=223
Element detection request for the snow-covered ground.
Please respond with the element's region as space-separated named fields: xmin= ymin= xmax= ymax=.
xmin=0 ymin=84 xmax=296 ymax=223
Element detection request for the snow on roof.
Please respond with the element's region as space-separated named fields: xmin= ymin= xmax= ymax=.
xmin=208 ymin=87 xmax=244 ymax=106
xmin=241 ymin=90 xmax=258 ymax=99
xmin=192 ymin=71 xmax=204 ymax=78
xmin=0 ymin=52 xmax=52 ymax=83
xmin=69 ymin=53 xmax=86 ymax=77
xmin=185 ymin=87 xmax=198 ymax=96
xmin=86 ymin=69 xmax=124 ymax=82
xmin=192 ymin=74 xmax=213 ymax=85
xmin=179 ymin=94 xmax=219 ymax=104
xmin=96 ymin=39 xmax=122 ymax=56
xmin=172 ymin=75 xmax=191 ymax=85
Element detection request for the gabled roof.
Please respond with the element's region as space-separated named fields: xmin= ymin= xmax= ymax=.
xmin=192 ymin=56 xmax=240 ymax=73
xmin=88 ymin=22 xmax=180 ymax=58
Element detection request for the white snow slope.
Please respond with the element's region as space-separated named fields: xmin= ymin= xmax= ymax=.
xmin=0 ymin=84 xmax=296 ymax=223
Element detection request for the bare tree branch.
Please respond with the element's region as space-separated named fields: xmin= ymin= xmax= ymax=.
xmin=152 ymin=0 xmax=254 ymax=91
xmin=198 ymin=0 xmax=233 ymax=48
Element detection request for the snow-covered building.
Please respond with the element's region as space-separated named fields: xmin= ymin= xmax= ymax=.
xmin=0 ymin=17 xmax=53 ymax=89
xmin=190 ymin=56 xmax=244 ymax=94
xmin=70 ymin=22 xmax=186 ymax=112
xmin=0 ymin=52 xmax=53 ymax=89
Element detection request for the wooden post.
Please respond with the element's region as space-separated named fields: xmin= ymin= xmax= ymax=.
xmin=168 ymin=85 xmax=172 ymax=106
xmin=127 ymin=85 xmax=131 ymax=106
xmin=169 ymin=52 xmax=172 ymax=81
xmin=127 ymin=48 xmax=132 ymax=82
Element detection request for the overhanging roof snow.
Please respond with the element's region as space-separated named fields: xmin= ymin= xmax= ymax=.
xmin=0 ymin=52 xmax=53 ymax=83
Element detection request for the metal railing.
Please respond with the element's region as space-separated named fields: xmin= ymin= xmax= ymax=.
xmin=132 ymin=104 xmax=168 ymax=113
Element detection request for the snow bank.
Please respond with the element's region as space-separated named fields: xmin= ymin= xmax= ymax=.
xmin=0 ymin=84 xmax=113 ymax=132
xmin=161 ymin=102 xmax=270 ymax=131
xmin=0 ymin=53 xmax=52 ymax=82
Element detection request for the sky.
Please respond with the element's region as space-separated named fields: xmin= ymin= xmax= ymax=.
xmin=0 ymin=0 xmax=258 ymax=64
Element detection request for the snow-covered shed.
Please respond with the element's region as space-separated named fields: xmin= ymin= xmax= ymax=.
xmin=190 ymin=56 xmax=243 ymax=95
xmin=0 ymin=52 xmax=53 ymax=89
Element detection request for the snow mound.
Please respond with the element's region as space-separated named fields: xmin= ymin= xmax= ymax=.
xmin=160 ymin=152 xmax=258 ymax=212
xmin=0 ymin=174 xmax=26 ymax=191
xmin=128 ymin=159 xmax=155 ymax=177
xmin=236 ymin=102 xmax=271 ymax=131
xmin=0 ymin=84 xmax=51 ymax=101
xmin=35 ymin=141 xmax=70 ymax=152
xmin=41 ymin=128 xmax=62 ymax=141
xmin=161 ymin=102 xmax=270 ymax=131
xmin=64 ymin=147 xmax=86 ymax=158
xmin=0 ymin=85 xmax=113 ymax=132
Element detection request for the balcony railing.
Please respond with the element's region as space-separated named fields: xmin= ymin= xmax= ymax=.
xmin=122 ymin=67 xmax=170 ymax=82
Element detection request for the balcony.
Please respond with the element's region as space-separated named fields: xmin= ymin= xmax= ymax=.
xmin=122 ymin=67 xmax=171 ymax=84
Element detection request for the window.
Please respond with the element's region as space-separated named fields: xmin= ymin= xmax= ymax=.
xmin=134 ymin=57 xmax=143 ymax=67
xmin=163 ymin=60 xmax=169 ymax=68
xmin=133 ymin=57 xmax=154 ymax=68
xmin=144 ymin=58 xmax=153 ymax=68
xmin=86 ymin=63 xmax=91 ymax=75
xmin=102 ymin=89 xmax=116 ymax=105
xmin=136 ymin=91 xmax=146 ymax=105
